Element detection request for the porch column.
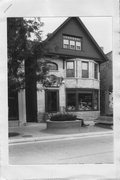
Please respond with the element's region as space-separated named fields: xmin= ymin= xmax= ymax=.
xmin=18 ymin=89 xmax=26 ymax=126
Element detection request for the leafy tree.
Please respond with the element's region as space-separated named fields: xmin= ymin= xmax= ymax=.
xmin=7 ymin=17 xmax=49 ymax=91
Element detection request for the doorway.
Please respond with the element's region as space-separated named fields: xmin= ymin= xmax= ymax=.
xmin=45 ymin=90 xmax=59 ymax=112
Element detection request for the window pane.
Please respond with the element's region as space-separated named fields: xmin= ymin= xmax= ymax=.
xmin=82 ymin=62 xmax=88 ymax=78
xmin=94 ymin=63 xmax=98 ymax=79
xmin=82 ymin=62 xmax=88 ymax=70
xmin=78 ymin=93 xmax=92 ymax=111
xmin=76 ymin=41 xmax=81 ymax=50
xmin=66 ymin=62 xmax=74 ymax=77
xmin=67 ymin=62 xmax=74 ymax=69
xmin=67 ymin=93 xmax=76 ymax=110
xmin=63 ymin=39 xmax=69 ymax=49
xmin=63 ymin=39 xmax=69 ymax=44
xmin=70 ymin=40 xmax=75 ymax=49
xmin=93 ymin=91 xmax=98 ymax=110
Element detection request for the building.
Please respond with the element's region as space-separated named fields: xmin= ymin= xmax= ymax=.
xmin=8 ymin=17 xmax=108 ymax=126
xmin=100 ymin=51 xmax=113 ymax=115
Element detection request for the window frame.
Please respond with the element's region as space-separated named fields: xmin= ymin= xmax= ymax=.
xmin=63 ymin=34 xmax=82 ymax=51
xmin=82 ymin=61 xmax=89 ymax=78
xmin=94 ymin=63 xmax=98 ymax=79
xmin=66 ymin=89 xmax=99 ymax=111
xmin=66 ymin=61 xmax=75 ymax=77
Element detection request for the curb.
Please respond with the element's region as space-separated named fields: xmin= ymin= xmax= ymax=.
xmin=9 ymin=130 xmax=113 ymax=145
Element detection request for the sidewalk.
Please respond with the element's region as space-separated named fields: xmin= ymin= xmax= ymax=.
xmin=9 ymin=121 xmax=113 ymax=144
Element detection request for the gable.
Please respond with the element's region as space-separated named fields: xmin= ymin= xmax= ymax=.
xmin=45 ymin=17 xmax=108 ymax=63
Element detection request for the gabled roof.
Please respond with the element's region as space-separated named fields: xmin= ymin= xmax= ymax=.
xmin=44 ymin=17 xmax=108 ymax=62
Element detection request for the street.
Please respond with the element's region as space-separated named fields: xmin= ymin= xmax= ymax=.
xmin=9 ymin=134 xmax=113 ymax=164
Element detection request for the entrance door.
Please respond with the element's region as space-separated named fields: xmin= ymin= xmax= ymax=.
xmin=45 ymin=90 xmax=59 ymax=112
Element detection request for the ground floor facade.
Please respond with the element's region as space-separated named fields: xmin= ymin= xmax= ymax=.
xmin=8 ymin=86 xmax=100 ymax=126
xmin=37 ymin=85 xmax=100 ymax=123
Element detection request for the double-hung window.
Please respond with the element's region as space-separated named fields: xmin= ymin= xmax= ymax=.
xmin=63 ymin=35 xmax=82 ymax=50
xmin=82 ymin=61 xmax=89 ymax=78
xmin=66 ymin=61 xmax=74 ymax=77
xmin=94 ymin=63 xmax=98 ymax=79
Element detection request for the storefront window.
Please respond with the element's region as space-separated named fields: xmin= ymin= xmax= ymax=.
xmin=66 ymin=93 xmax=76 ymax=110
xmin=66 ymin=89 xmax=98 ymax=111
xmin=93 ymin=90 xmax=98 ymax=110
xmin=78 ymin=93 xmax=92 ymax=111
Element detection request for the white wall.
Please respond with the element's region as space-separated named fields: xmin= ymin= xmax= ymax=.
xmin=37 ymin=57 xmax=100 ymax=122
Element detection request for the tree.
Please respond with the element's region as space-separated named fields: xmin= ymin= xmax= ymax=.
xmin=7 ymin=17 xmax=49 ymax=91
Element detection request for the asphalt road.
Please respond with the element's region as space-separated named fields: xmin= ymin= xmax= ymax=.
xmin=9 ymin=134 xmax=113 ymax=164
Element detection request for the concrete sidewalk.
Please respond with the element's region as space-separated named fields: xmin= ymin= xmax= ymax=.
xmin=9 ymin=121 xmax=113 ymax=144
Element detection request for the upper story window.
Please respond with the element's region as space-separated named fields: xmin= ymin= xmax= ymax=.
xmin=94 ymin=63 xmax=98 ymax=79
xmin=47 ymin=62 xmax=58 ymax=71
xmin=63 ymin=35 xmax=82 ymax=50
xmin=66 ymin=61 xmax=74 ymax=77
xmin=82 ymin=61 xmax=89 ymax=78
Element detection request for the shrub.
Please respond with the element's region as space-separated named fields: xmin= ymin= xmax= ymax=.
xmin=50 ymin=113 xmax=77 ymax=121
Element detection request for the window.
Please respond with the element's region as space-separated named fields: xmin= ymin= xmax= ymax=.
xmin=94 ymin=63 xmax=98 ymax=79
xmin=66 ymin=89 xmax=98 ymax=111
xmin=93 ymin=90 xmax=98 ymax=110
xmin=47 ymin=62 xmax=58 ymax=70
xmin=78 ymin=93 xmax=92 ymax=111
xmin=63 ymin=39 xmax=69 ymax=49
xmin=70 ymin=40 xmax=75 ymax=49
xmin=82 ymin=62 xmax=89 ymax=78
xmin=76 ymin=41 xmax=81 ymax=50
xmin=66 ymin=93 xmax=76 ymax=111
xmin=63 ymin=35 xmax=82 ymax=50
xmin=66 ymin=61 xmax=74 ymax=77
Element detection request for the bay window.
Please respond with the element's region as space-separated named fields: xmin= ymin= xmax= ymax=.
xmin=66 ymin=89 xmax=99 ymax=111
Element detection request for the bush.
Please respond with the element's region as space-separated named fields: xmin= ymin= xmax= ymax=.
xmin=50 ymin=113 xmax=77 ymax=121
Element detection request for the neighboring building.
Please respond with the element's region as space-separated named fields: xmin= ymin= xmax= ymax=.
xmin=8 ymin=17 xmax=108 ymax=126
xmin=100 ymin=51 xmax=113 ymax=115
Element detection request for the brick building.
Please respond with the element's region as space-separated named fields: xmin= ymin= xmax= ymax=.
xmin=9 ymin=17 xmax=108 ymax=126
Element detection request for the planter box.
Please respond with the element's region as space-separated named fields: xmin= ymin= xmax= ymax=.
xmin=46 ymin=120 xmax=82 ymax=129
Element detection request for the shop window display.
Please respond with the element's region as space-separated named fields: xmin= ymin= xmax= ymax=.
xmin=66 ymin=89 xmax=98 ymax=111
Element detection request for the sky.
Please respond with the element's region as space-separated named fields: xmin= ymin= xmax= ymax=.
xmin=41 ymin=17 xmax=112 ymax=54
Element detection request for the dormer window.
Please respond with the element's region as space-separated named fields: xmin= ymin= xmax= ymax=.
xmin=63 ymin=35 xmax=82 ymax=50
